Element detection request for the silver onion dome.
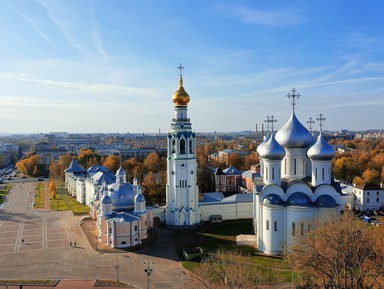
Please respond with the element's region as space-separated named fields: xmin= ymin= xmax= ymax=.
xmin=256 ymin=135 xmax=270 ymax=156
xmin=258 ymin=134 xmax=285 ymax=160
xmin=275 ymin=112 xmax=313 ymax=148
xmin=307 ymin=132 xmax=335 ymax=160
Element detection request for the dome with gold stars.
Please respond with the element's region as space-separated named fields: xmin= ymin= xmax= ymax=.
xmin=172 ymin=76 xmax=190 ymax=106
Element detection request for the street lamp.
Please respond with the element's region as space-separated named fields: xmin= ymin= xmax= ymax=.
xmin=95 ymin=235 xmax=98 ymax=251
xmin=144 ymin=261 xmax=154 ymax=289
xmin=115 ymin=265 xmax=120 ymax=283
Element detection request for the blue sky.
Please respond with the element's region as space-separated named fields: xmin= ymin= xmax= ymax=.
xmin=0 ymin=0 xmax=383 ymax=134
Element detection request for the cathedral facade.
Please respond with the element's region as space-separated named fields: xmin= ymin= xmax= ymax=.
xmin=253 ymin=89 xmax=341 ymax=255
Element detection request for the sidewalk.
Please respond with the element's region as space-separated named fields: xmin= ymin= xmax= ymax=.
xmin=0 ymin=279 xmax=137 ymax=289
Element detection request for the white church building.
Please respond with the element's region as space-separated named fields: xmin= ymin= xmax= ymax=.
xmin=65 ymin=161 xmax=153 ymax=248
xmin=253 ymin=89 xmax=341 ymax=255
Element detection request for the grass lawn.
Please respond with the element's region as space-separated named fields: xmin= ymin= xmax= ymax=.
xmin=0 ymin=185 xmax=11 ymax=204
xmin=178 ymin=219 xmax=293 ymax=283
xmin=50 ymin=182 xmax=89 ymax=215
xmin=33 ymin=183 xmax=44 ymax=208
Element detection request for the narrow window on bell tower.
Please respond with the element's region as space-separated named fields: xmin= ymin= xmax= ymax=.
xmin=172 ymin=138 xmax=176 ymax=153
xmin=180 ymin=139 xmax=185 ymax=154
xmin=189 ymin=139 xmax=193 ymax=153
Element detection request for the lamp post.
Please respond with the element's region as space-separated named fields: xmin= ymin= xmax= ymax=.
xmin=95 ymin=235 xmax=97 ymax=251
xmin=144 ymin=261 xmax=154 ymax=289
xmin=115 ymin=265 xmax=120 ymax=283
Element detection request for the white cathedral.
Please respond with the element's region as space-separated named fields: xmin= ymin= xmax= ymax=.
xmin=254 ymin=89 xmax=341 ymax=255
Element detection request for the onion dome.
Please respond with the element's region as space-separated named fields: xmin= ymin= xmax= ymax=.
xmin=116 ymin=167 xmax=125 ymax=176
xmin=275 ymin=112 xmax=313 ymax=148
xmin=258 ymin=134 xmax=285 ymax=160
xmin=315 ymin=194 xmax=337 ymax=208
xmin=172 ymin=76 xmax=190 ymax=106
xmin=101 ymin=194 xmax=112 ymax=204
xmin=256 ymin=135 xmax=270 ymax=156
xmin=287 ymin=192 xmax=311 ymax=206
xmin=135 ymin=185 xmax=146 ymax=202
xmin=263 ymin=194 xmax=284 ymax=206
xmin=307 ymin=132 xmax=335 ymax=160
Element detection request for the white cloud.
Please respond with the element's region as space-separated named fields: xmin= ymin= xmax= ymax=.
xmin=0 ymin=72 xmax=162 ymax=98
xmin=35 ymin=0 xmax=107 ymax=58
xmin=15 ymin=8 xmax=56 ymax=46
xmin=216 ymin=4 xmax=306 ymax=26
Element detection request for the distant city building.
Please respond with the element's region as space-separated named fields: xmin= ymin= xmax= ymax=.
xmin=352 ymin=183 xmax=384 ymax=211
xmin=355 ymin=131 xmax=384 ymax=139
xmin=57 ymin=138 xmax=90 ymax=153
xmin=207 ymin=166 xmax=243 ymax=193
xmin=208 ymin=149 xmax=249 ymax=164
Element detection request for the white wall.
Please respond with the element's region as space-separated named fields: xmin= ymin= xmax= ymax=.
xmin=199 ymin=202 xmax=253 ymax=221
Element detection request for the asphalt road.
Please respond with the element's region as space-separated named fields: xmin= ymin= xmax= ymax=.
xmin=0 ymin=181 xmax=187 ymax=289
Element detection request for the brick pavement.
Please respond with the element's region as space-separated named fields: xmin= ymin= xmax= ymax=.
xmin=0 ymin=181 xmax=187 ymax=289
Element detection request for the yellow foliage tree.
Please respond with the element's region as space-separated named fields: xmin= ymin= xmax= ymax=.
xmin=103 ymin=155 xmax=120 ymax=173
xmin=48 ymin=178 xmax=56 ymax=199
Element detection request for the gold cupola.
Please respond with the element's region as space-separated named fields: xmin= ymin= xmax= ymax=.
xmin=172 ymin=63 xmax=190 ymax=106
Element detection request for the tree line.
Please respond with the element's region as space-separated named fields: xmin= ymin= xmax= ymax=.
xmin=330 ymin=138 xmax=384 ymax=185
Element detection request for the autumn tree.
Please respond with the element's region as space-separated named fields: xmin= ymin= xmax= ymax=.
xmin=288 ymin=212 xmax=384 ymax=289
xmin=143 ymin=152 xmax=160 ymax=172
xmin=16 ymin=154 xmax=42 ymax=177
xmin=141 ymin=171 xmax=166 ymax=205
xmin=103 ymin=155 xmax=120 ymax=173
xmin=227 ymin=152 xmax=244 ymax=170
xmin=132 ymin=162 xmax=144 ymax=181
xmin=244 ymin=152 xmax=259 ymax=169
xmin=49 ymin=178 xmax=56 ymax=199
xmin=331 ymin=138 xmax=384 ymax=185
xmin=187 ymin=249 xmax=265 ymax=289
xmin=49 ymin=158 xmax=60 ymax=179
xmin=77 ymin=148 xmax=101 ymax=169
xmin=58 ymin=154 xmax=73 ymax=180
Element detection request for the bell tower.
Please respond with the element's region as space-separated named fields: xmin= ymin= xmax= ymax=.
xmin=165 ymin=64 xmax=200 ymax=229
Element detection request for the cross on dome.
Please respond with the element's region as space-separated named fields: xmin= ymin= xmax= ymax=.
xmin=307 ymin=117 xmax=315 ymax=132
xmin=177 ymin=63 xmax=185 ymax=78
xmin=316 ymin=113 xmax=326 ymax=132
xmin=270 ymin=115 xmax=277 ymax=132
xmin=264 ymin=116 xmax=270 ymax=132
xmin=264 ymin=115 xmax=278 ymax=133
xmin=286 ymin=87 xmax=301 ymax=112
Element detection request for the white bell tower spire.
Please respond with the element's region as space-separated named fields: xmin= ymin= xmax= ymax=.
xmin=165 ymin=64 xmax=200 ymax=229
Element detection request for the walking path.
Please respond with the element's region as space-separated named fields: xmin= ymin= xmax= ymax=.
xmin=0 ymin=181 xmax=187 ymax=289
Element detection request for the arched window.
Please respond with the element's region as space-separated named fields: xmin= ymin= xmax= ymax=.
xmin=172 ymin=138 xmax=176 ymax=153
xmin=189 ymin=139 xmax=193 ymax=153
xmin=180 ymin=139 xmax=186 ymax=154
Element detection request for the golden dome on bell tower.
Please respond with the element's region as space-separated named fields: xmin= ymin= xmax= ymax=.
xmin=172 ymin=63 xmax=190 ymax=106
